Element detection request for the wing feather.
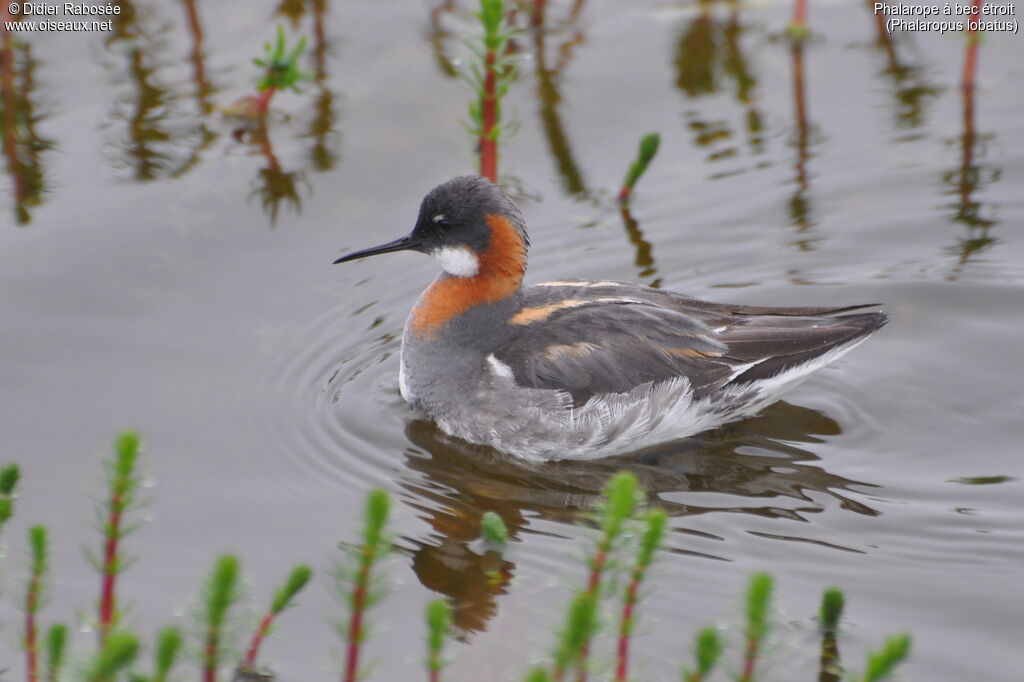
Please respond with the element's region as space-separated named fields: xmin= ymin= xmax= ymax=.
xmin=495 ymin=286 xmax=886 ymax=405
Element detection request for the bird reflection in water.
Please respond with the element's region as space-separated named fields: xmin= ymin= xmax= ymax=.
xmin=397 ymin=401 xmax=876 ymax=637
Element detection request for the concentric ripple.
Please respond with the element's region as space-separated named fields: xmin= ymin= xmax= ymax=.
xmin=249 ymin=279 xmax=420 ymax=508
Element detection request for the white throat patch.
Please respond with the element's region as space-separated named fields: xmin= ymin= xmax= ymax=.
xmin=431 ymin=246 xmax=480 ymax=277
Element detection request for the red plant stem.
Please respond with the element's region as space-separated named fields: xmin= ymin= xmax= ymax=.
xmin=255 ymin=88 xmax=276 ymax=116
xmin=792 ymin=0 xmax=807 ymax=28
xmin=613 ymin=578 xmax=640 ymax=682
xmin=343 ymin=554 xmax=374 ymax=682
xmin=739 ymin=635 xmax=759 ymax=682
xmin=962 ymin=0 xmax=983 ymax=92
xmin=25 ymin=575 xmax=41 ymax=682
xmin=617 ymin=186 xmax=631 ymax=203
xmin=571 ymin=545 xmax=609 ymax=682
xmin=204 ymin=626 xmax=220 ymax=682
xmin=479 ymin=48 xmax=498 ymax=182
xmin=244 ymin=611 xmax=277 ymax=668
xmin=98 ymin=495 xmax=124 ymax=647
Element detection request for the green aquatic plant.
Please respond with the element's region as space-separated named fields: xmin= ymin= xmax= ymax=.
xmin=241 ymin=564 xmax=313 ymax=672
xmin=150 ymin=626 xmax=185 ymax=682
xmin=425 ymin=599 xmax=452 ymax=682
xmin=462 ymin=0 xmax=518 ymax=182
xmin=739 ymin=572 xmax=774 ymax=682
xmin=340 ymin=489 xmax=393 ymax=682
xmin=552 ymin=591 xmax=599 ymax=681
xmin=254 ymin=25 xmax=313 ymax=112
xmin=92 ymin=430 xmax=143 ymax=648
xmin=682 ymin=627 xmax=723 ymax=682
xmin=0 ymin=463 xmax=19 ymax=533
xmin=224 ymin=24 xmax=313 ymax=119
xmin=44 ymin=623 xmax=67 ymax=682
xmin=614 ymin=508 xmax=667 ymax=682
xmin=0 ymin=433 xmax=915 ymax=682
xmin=861 ymin=633 xmax=912 ymax=682
xmin=819 ymin=586 xmax=845 ymax=680
xmin=573 ymin=471 xmax=641 ymax=680
xmin=201 ymin=554 xmax=242 ymax=682
xmin=481 ymin=510 xmax=509 ymax=547
xmin=24 ymin=525 xmax=49 ymax=682
xmin=787 ymin=0 xmax=810 ymax=41
xmin=618 ymin=132 xmax=661 ymax=204
xmin=85 ymin=630 xmax=139 ymax=682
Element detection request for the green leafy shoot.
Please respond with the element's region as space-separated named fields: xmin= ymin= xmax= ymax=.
xmin=619 ymin=133 xmax=660 ymax=203
xmin=682 ymin=627 xmax=723 ymax=682
xmin=739 ymin=572 xmax=774 ymax=682
xmin=254 ymin=24 xmax=314 ymax=94
xmin=820 ymin=586 xmax=845 ymax=634
xmin=86 ymin=631 xmax=139 ymax=682
xmin=272 ymin=564 xmax=313 ymax=614
xmin=0 ymin=462 xmax=18 ymax=531
xmin=553 ymin=591 xmax=599 ymax=678
xmin=481 ymin=511 xmax=509 ymax=548
xmin=45 ymin=623 xmax=68 ymax=682
xmin=425 ymin=599 xmax=452 ymax=680
xmin=202 ymin=555 xmax=242 ymax=681
xmin=153 ymin=626 xmax=184 ymax=682
xmin=861 ymin=633 xmax=912 ymax=682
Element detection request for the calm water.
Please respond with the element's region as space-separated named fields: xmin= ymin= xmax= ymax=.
xmin=1 ymin=0 xmax=1022 ymax=680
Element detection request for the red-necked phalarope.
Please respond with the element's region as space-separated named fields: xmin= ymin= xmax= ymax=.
xmin=334 ymin=176 xmax=887 ymax=461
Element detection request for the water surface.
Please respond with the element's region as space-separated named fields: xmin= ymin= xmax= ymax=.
xmin=1 ymin=1 xmax=1022 ymax=680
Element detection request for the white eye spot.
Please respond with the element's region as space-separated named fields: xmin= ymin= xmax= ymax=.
xmin=432 ymin=214 xmax=446 ymax=223
xmin=431 ymin=246 xmax=479 ymax=277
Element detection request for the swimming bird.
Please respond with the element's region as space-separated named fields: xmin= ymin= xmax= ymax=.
xmin=334 ymin=176 xmax=886 ymax=461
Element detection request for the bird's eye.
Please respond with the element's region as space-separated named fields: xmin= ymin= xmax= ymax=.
xmin=432 ymin=213 xmax=446 ymax=224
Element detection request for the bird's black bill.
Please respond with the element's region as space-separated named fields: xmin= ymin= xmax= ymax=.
xmin=333 ymin=235 xmax=419 ymax=264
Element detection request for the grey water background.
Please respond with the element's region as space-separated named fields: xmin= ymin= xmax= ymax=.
xmin=1 ymin=0 xmax=1022 ymax=679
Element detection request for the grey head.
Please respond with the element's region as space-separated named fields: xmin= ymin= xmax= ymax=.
xmin=333 ymin=176 xmax=529 ymax=269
